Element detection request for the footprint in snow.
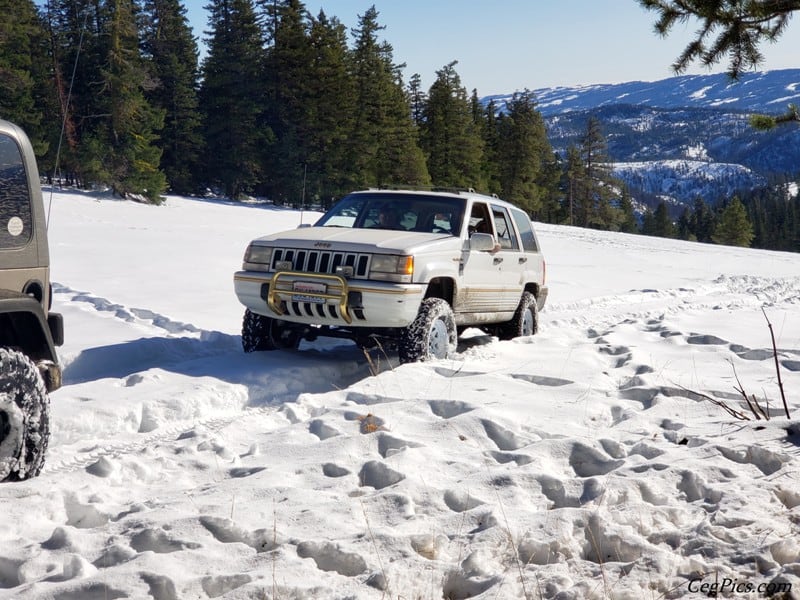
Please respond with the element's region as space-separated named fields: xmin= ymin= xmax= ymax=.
xmin=487 ymin=450 xmax=534 ymax=466
xmin=481 ymin=419 xmax=528 ymax=452
xmin=428 ymin=399 xmax=475 ymax=419
xmin=358 ymin=461 xmax=404 ymax=489
xmin=296 ymin=541 xmax=367 ymax=577
xmin=199 ymin=516 xmax=279 ymax=552
xmin=377 ymin=433 xmax=421 ymax=458
xmin=687 ymin=334 xmax=728 ymax=345
xmin=309 ymin=418 xmax=340 ymax=440
xmin=129 ymin=528 xmax=201 ymax=554
xmin=142 ymin=573 xmax=178 ymax=600
xmin=509 ymin=373 xmax=573 ymax=387
xmin=322 ymin=463 xmax=350 ymax=478
xmin=443 ymin=489 xmax=486 ymax=513
xmin=201 ymin=574 xmax=253 ymax=598
xmin=568 ymin=442 xmax=625 ymax=477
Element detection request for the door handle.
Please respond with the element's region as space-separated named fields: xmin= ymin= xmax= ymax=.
xmin=518 ymin=256 xmax=528 ymax=264
xmin=493 ymin=257 xmax=503 ymax=265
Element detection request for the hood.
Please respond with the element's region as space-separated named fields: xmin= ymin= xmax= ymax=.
xmin=251 ymin=226 xmax=457 ymax=254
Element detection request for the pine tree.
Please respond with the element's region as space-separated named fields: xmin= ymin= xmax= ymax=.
xmin=0 ymin=0 xmax=49 ymax=154
xmin=95 ymin=0 xmax=167 ymax=202
xmin=713 ymin=197 xmax=754 ymax=247
xmin=348 ymin=6 xmax=429 ymax=189
xmin=141 ymin=0 xmax=203 ymax=194
xmin=420 ymin=61 xmax=483 ymax=189
xmin=408 ymin=73 xmax=426 ymax=127
xmin=579 ymin=116 xmax=621 ymax=230
xmin=677 ymin=206 xmax=693 ymax=240
xmin=640 ymin=207 xmax=656 ymax=235
xmin=652 ymin=201 xmax=676 ymax=238
xmin=689 ymin=197 xmax=716 ymax=242
xmin=639 ymin=0 xmax=799 ymax=78
xmin=480 ymin=99 xmax=501 ymax=196
xmin=200 ymin=0 xmax=267 ymax=198
xmin=43 ymin=0 xmax=111 ymax=186
xmin=260 ymin=0 xmax=314 ymax=203
xmin=618 ymin=188 xmax=639 ymax=233
xmin=303 ymin=10 xmax=356 ymax=204
xmin=561 ymin=144 xmax=585 ymax=226
xmin=492 ymin=90 xmax=553 ymax=214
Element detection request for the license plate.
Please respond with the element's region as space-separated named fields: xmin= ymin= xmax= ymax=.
xmin=292 ymin=281 xmax=326 ymax=303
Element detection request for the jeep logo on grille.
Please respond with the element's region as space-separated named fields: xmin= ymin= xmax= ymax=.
xmin=314 ymin=242 xmax=332 ymax=248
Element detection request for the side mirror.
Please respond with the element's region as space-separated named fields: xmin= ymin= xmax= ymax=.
xmin=469 ymin=232 xmax=496 ymax=251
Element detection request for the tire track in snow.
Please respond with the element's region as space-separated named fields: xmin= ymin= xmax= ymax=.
xmin=54 ymin=282 xmax=203 ymax=336
xmin=43 ymin=404 xmax=275 ymax=476
xmin=544 ymin=275 xmax=800 ymax=331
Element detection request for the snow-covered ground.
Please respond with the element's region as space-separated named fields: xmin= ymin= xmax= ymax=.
xmin=2 ymin=189 xmax=800 ymax=599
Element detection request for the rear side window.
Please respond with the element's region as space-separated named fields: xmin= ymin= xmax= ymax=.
xmin=491 ymin=205 xmax=519 ymax=250
xmin=510 ymin=208 xmax=539 ymax=252
xmin=0 ymin=134 xmax=32 ymax=249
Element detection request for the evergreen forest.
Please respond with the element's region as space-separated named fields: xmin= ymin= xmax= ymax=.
xmin=1 ymin=0 xmax=797 ymax=252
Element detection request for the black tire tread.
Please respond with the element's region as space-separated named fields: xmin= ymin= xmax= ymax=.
xmin=497 ymin=291 xmax=538 ymax=340
xmin=0 ymin=347 xmax=50 ymax=482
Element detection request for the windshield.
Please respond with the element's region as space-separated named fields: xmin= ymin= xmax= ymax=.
xmin=315 ymin=193 xmax=464 ymax=235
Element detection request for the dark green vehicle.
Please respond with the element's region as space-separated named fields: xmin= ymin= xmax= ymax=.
xmin=0 ymin=120 xmax=63 ymax=481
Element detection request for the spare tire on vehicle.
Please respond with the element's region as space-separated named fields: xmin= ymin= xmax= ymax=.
xmin=0 ymin=347 xmax=50 ymax=482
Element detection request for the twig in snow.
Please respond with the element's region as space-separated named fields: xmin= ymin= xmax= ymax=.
xmin=762 ymin=307 xmax=790 ymax=418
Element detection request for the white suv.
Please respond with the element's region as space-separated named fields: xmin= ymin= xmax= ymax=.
xmin=234 ymin=189 xmax=547 ymax=362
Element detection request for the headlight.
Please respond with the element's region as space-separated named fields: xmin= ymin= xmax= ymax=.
xmin=243 ymin=245 xmax=273 ymax=271
xmin=369 ymin=254 xmax=413 ymax=282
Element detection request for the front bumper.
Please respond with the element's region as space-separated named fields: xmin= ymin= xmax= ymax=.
xmin=234 ymin=270 xmax=426 ymax=328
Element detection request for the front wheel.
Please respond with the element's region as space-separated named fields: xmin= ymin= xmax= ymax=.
xmin=399 ymin=298 xmax=457 ymax=363
xmin=497 ymin=291 xmax=538 ymax=340
xmin=241 ymin=309 xmax=301 ymax=352
xmin=0 ymin=347 xmax=50 ymax=482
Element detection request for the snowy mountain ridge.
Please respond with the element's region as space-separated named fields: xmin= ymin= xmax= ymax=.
xmin=484 ymin=69 xmax=800 ymax=207
xmin=486 ymin=68 xmax=800 ymax=117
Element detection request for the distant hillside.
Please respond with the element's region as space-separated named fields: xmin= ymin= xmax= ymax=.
xmin=486 ymin=69 xmax=800 ymax=116
xmin=485 ymin=69 xmax=800 ymax=207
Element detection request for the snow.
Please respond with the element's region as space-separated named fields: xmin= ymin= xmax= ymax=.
xmin=2 ymin=189 xmax=800 ymax=599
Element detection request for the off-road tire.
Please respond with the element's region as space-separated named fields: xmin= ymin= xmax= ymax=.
xmin=399 ymin=298 xmax=457 ymax=363
xmin=0 ymin=347 xmax=50 ymax=482
xmin=497 ymin=291 xmax=538 ymax=340
xmin=241 ymin=309 xmax=300 ymax=352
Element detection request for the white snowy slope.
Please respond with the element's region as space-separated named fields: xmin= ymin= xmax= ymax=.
xmin=1 ymin=189 xmax=800 ymax=600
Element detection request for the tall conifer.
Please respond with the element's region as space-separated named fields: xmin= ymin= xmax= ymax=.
xmin=83 ymin=0 xmax=166 ymax=202
xmin=348 ymin=6 xmax=428 ymax=189
xmin=421 ymin=61 xmax=483 ymax=190
xmin=713 ymin=197 xmax=754 ymax=247
xmin=0 ymin=0 xmax=49 ymax=153
xmin=200 ymin=0 xmax=266 ymax=198
xmin=493 ymin=90 xmax=552 ymax=214
xmin=141 ymin=0 xmax=203 ymax=194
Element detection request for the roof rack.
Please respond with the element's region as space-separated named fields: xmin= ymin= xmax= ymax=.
xmin=365 ymin=185 xmax=482 ymax=195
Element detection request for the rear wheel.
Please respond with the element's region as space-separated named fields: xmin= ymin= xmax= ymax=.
xmin=0 ymin=347 xmax=50 ymax=482
xmin=497 ymin=291 xmax=538 ymax=340
xmin=399 ymin=298 xmax=457 ymax=363
xmin=241 ymin=309 xmax=300 ymax=352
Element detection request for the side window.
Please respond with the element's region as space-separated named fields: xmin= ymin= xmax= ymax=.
xmin=491 ymin=205 xmax=519 ymax=250
xmin=510 ymin=209 xmax=539 ymax=252
xmin=468 ymin=202 xmax=493 ymax=236
xmin=0 ymin=134 xmax=32 ymax=249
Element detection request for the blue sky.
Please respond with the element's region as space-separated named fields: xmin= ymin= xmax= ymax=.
xmin=180 ymin=0 xmax=799 ymax=95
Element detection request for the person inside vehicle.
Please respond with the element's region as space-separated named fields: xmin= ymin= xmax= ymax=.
xmin=377 ymin=206 xmax=401 ymax=229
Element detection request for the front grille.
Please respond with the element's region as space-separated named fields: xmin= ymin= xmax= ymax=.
xmin=272 ymin=248 xmax=371 ymax=278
